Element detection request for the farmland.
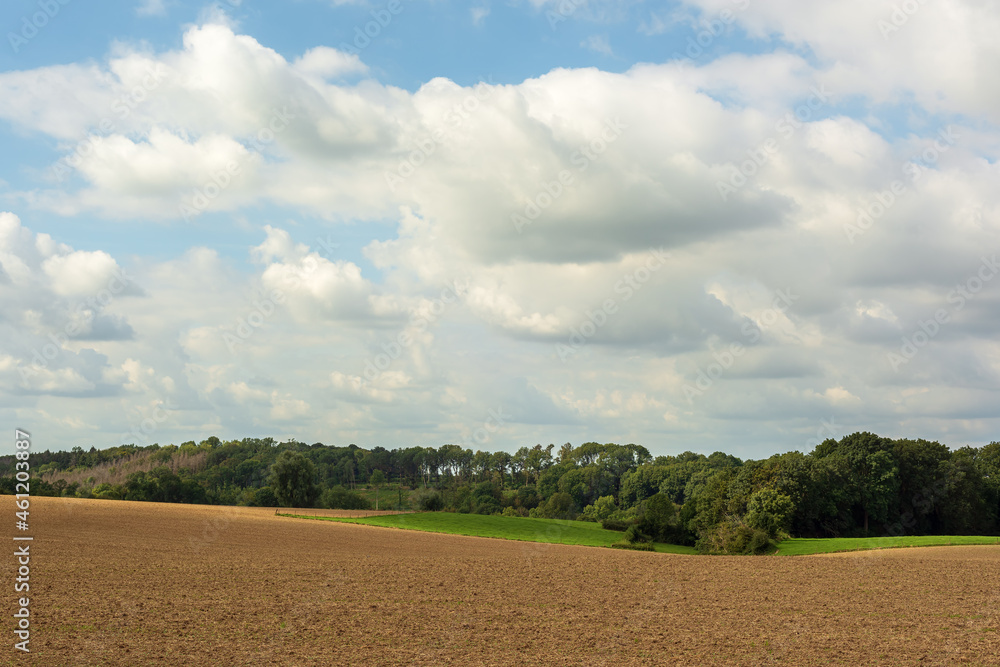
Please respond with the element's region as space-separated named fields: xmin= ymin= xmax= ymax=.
xmin=12 ymin=496 xmax=1000 ymax=665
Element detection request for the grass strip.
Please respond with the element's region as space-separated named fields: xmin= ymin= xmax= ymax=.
xmin=776 ymin=535 xmax=1000 ymax=556
xmin=280 ymin=511 xmax=698 ymax=554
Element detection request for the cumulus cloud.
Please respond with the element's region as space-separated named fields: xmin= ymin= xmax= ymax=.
xmin=1 ymin=8 xmax=999 ymax=454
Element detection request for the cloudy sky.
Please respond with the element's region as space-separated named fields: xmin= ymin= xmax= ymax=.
xmin=1 ymin=0 xmax=998 ymax=459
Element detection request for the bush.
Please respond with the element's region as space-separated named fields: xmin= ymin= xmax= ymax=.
xmin=321 ymin=485 xmax=371 ymax=510
xmin=696 ymin=515 xmax=774 ymax=555
xmin=474 ymin=497 xmax=501 ymax=515
xmin=637 ymin=493 xmax=680 ymax=542
xmin=624 ymin=524 xmax=652 ymax=544
xmin=540 ymin=492 xmax=575 ymax=520
xmin=91 ymin=483 xmax=124 ymax=500
xmin=412 ymin=488 xmax=444 ymax=512
xmin=580 ymin=495 xmax=618 ymax=522
xmin=515 ymin=486 xmax=541 ymax=510
xmin=601 ymin=518 xmax=632 ymax=532
xmin=253 ymin=486 xmax=278 ymax=507
xmin=610 ymin=541 xmax=655 ymax=551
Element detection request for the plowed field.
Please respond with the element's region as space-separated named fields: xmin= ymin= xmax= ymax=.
xmin=5 ymin=496 xmax=1000 ymax=666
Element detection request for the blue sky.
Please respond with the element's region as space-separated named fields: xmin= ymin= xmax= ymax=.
xmin=1 ymin=0 xmax=998 ymax=458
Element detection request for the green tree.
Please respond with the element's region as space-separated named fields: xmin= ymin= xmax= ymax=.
xmin=744 ymin=487 xmax=795 ymax=539
xmin=829 ymin=432 xmax=899 ymax=534
xmin=322 ymin=485 xmax=371 ymax=510
xmin=580 ymin=495 xmax=618 ymax=522
xmin=269 ymin=451 xmax=320 ymax=508
xmin=369 ymin=469 xmax=386 ymax=510
xmin=540 ymin=491 xmax=574 ymax=519
xmin=638 ymin=492 xmax=680 ymax=542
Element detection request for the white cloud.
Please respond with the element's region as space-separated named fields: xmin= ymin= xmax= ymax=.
xmin=581 ymin=35 xmax=614 ymax=56
xmin=293 ymin=46 xmax=368 ymax=79
xmin=471 ymin=4 xmax=490 ymax=26
xmin=136 ymin=0 xmax=167 ymax=17
xmin=2 ymin=10 xmax=1000 ymax=455
xmin=684 ymin=0 xmax=1000 ymax=122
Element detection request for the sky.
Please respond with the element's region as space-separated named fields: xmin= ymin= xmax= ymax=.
xmin=0 ymin=0 xmax=998 ymax=459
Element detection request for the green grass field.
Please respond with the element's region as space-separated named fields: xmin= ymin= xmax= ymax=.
xmin=353 ymin=485 xmax=412 ymax=511
xmin=284 ymin=511 xmax=698 ymax=554
xmin=775 ymin=534 xmax=1000 ymax=556
xmin=281 ymin=510 xmax=999 ymax=557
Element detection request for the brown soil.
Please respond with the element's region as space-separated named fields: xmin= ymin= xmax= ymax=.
xmin=5 ymin=496 xmax=1000 ymax=666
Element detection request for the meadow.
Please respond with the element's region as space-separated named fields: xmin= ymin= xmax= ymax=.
xmin=283 ymin=510 xmax=1000 ymax=557
xmin=776 ymin=534 xmax=1000 ymax=556
xmin=281 ymin=510 xmax=699 ymax=554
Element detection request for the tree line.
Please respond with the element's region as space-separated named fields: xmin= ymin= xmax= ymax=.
xmin=2 ymin=432 xmax=997 ymax=554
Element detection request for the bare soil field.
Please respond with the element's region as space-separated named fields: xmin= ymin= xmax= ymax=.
xmin=5 ymin=496 xmax=999 ymax=666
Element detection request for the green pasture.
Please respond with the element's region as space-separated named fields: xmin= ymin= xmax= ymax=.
xmin=282 ymin=510 xmax=698 ymax=554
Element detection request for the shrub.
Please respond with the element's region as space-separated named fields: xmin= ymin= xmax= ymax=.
xmin=515 ymin=486 xmax=541 ymax=510
xmin=637 ymin=493 xmax=679 ymax=542
xmin=696 ymin=515 xmax=774 ymax=555
xmin=474 ymin=497 xmax=501 ymax=515
xmin=601 ymin=518 xmax=632 ymax=532
xmin=624 ymin=524 xmax=652 ymax=544
xmin=541 ymin=492 xmax=575 ymax=520
xmin=412 ymin=488 xmax=444 ymax=512
xmin=580 ymin=495 xmax=618 ymax=522
xmin=253 ymin=486 xmax=279 ymax=507
xmin=610 ymin=541 xmax=655 ymax=551
xmin=321 ymin=485 xmax=371 ymax=510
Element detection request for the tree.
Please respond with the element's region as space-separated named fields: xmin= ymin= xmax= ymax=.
xmin=322 ymin=485 xmax=370 ymax=510
xmin=370 ymin=469 xmax=385 ymax=510
xmin=744 ymin=488 xmax=795 ymax=539
xmin=269 ymin=451 xmax=320 ymax=508
xmin=541 ymin=491 xmax=574 ymax=519
xmin=491 ymin=451 xmax=512 ymax=489
xmin=830 ymin=432 xmax=899 ymax=534
xmin=638 ymin=493 xmax=680 ymax=542
xmin=620 ymin=464 xmax=670 ymax=506
xmin=513 ymin=446 xmax=531 ymax=486
xmin=580 ymin=495 xmax=618 ymax=522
